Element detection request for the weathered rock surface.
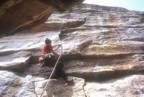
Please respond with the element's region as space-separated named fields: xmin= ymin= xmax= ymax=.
xmin=0 ymin=3 xmax=144 ymax=97
xmin=0 ymin=70 xmax=22 ymax=97
xmin=0 ymin=70 xmax=85 ymax=97
xmin=85 ymin=75 xmax=144 ymax=97
xmin=0 ymin=0 xmax=84 ymax=36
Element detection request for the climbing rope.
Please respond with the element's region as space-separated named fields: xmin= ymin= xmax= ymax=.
xmin=39 ymin=44 xmax=63 ymax=97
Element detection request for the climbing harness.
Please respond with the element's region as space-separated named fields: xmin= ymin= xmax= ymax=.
xmin=39 ymin=43 xmax=63 ymax=97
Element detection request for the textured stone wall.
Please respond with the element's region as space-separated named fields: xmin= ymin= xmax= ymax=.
xmin=0 ymin=3 xmax=144 ymax=97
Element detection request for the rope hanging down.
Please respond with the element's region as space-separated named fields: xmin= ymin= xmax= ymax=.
xmin=39 ymin=44 xmax=63 ymax=97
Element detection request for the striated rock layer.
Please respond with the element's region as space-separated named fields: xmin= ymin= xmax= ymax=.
xmin=0 ymin=3 xmax=144 ymax=97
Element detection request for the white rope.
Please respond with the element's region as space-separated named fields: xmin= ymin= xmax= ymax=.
xmin=39 ymin=44 xmax=63 ymax=97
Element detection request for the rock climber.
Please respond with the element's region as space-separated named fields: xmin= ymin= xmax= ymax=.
xmin=39 ymin=38 xmax=73 ymax=85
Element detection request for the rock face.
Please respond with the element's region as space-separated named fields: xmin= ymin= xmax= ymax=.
xmin=0 ymin=3 xmax=144 ymax=97
xmin=0 ymin=0 xmax=84 ymax=36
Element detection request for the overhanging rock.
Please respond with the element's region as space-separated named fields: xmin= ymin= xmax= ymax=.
xmin=0 ymin=0 xmax=84 ymax=36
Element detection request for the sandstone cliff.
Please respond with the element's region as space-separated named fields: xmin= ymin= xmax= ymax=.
xmin=0 ymin=3 xmax=144 ymax=97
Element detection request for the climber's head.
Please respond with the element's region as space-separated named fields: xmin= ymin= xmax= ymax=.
xmin=45 ymin=38 xmax=51 ymax=44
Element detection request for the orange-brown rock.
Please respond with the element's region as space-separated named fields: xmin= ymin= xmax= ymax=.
xmin=0 ymin=0 xmax=84 ymax=36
